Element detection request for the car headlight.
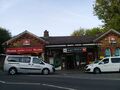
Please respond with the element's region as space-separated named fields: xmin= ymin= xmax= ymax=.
xmin=87 ymin=65 xmax=93 ymax=68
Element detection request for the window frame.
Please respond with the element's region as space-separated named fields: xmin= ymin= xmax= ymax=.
xmin=111 ymin=58 xmax=120 ymax=63
xmin=20 ymin=57 xmax=31 ymax=63
xmin=105 ymin=48 xmax=111 ymax=57
xmin=102 ymin=58 xmax=109 ymax=64
xmin=7 ymin=57 xmax=21 ymax=62
xmin=32 ymin=58 xmax=44 ymax=64
xmin=114 ymin=48 xmax=120 ymax=56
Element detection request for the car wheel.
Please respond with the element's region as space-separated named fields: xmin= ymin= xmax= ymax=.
xmin=42 ymin=68 xmax=49 ymax=75
xmin=94 ymin=68 xmax=101 ymax=74
xmin=9 ymin=68 xmax=17 ymax=75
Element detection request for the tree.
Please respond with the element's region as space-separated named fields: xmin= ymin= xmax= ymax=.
xmin=71 ymin=27 xmax=104 ymax=36
xmin=71 ymin=28 xmax=86 ymax=36
xmin=85 ymin=27 xmax=105 ymax=36
xmin=0 ymin=27 xmax=11 ymax=53
xmin=93 ymin=0 xmax=120 ymax=31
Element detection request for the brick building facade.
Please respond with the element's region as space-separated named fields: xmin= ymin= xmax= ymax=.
xmin=3 ymin=30 xmax=46 ymax=56
xmin=95 ymin=29 xmax=120 ymax=58
xmin=2 ymin=29 xmax=120 ymax=70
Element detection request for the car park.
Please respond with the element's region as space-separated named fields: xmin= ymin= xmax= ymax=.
xmin=85 ymin=56 xmax=120 ymax=74
xmin=3 ymin=55 xmax=55 ymax=75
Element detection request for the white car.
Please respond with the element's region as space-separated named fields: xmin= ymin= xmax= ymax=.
xmin=85 ymin=56 xmax=120 ymax=74
xmin=3 ymin=55 xmax=55 ymax=75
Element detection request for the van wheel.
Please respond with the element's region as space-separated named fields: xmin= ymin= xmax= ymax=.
xmin=42 ymin=68 xmax=49 ymax=75
xmin=9 ymin=68 xmax=17 ymax=75
xmin=94 ymin=68 xmax=101 ymax=74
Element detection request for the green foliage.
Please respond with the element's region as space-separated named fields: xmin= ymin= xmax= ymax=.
xmin=71 ymin=28 xmax=86 ymax=36
xmin=85 ymin=27 xmax=105 ymax=36
xmin=0 ymin=27 xmax=11 ymax=53
xmin=71 ymin=27 xmax=105 ymax=36
xmin=94 ymin=0 xmax=120 ymax=31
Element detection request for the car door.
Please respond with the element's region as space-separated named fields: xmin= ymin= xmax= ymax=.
xmin=30 ymin=57 xmax=44 ymax=73
xmin=19 ymin=57 xmax=31 ymax=73
xmin=98 ymin=58 xmax=111 ymax=72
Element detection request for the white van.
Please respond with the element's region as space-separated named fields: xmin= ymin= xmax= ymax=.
xmin=85 ymin=56 xmax=120 ymax=74
xmin=3 ymin=55 xmax=55 ymax=75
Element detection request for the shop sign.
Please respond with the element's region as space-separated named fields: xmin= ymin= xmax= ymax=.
xmin=63 ymin=48 xmax=68 ymax=53
xmin=63 ymin=47 xmax=86 ymax=53
xmin=82 ymin=48 xmax=87 ymax=52
xmin=72 ymin=48 xmax=82 ymax=53
xmin=63 ymin=48 xmax=73 ymax=53
xmin=6 ymin=47 xmax=43 ymax=54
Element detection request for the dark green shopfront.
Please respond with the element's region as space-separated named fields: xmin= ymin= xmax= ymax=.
xmin=43 ymin=35 xmax=98 ymax=70
xmin=45 ymin=45 xmax=98 ymax=70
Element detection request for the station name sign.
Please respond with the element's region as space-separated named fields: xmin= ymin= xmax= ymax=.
xmin=63 ymin=47 xmax=86 ymax=53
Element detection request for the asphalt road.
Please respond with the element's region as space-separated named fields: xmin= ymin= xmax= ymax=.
xmin=0 ymin=71 xmax=120 ymax=90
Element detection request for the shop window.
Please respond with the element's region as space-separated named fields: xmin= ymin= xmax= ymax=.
xmin=105 ymin=48 xmax=111 ymax=57
xmin=54 ymin=54 xmax=61 ymax=68
xmin=114 ymin=48 xmax=120 ymax=56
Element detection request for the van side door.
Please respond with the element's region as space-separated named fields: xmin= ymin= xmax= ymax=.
xmin=31 ymin=58 xmax=44 ymax=73
xmin=19 ymin=57 xmax=31 ymax=73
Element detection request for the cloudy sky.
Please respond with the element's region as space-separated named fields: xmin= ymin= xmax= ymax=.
xmin=0 ymin=0 xmax=103 ymax=36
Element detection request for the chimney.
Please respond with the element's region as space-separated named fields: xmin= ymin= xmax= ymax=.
xmin=44 ymin=30 xmax=49 ymax=37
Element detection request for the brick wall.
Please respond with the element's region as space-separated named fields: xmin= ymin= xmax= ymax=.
xmin=98 ymin=32 xmax=120 ymax=57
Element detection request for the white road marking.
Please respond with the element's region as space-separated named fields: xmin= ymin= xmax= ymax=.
xmin=0 ymin=80 xmax=77 ymax=90
xmin=42 ymin=83 xmax=77 ymax=90
xmin=0 ymin=80 xmax=5 ymax=84
xmin=6 ymin=82 xmax=41 ymax=85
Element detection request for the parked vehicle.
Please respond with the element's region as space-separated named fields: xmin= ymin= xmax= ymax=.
xmin=0 ymin=54 xmax=6 ymax=70
xmin=4 ymin=55 xmax=55 ymax=75
xmin=85 ymin=56 xmax=120 ymax=74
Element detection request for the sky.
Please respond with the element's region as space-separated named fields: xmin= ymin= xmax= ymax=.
xmin=0 ymin=0 xmax=103 ymax=37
